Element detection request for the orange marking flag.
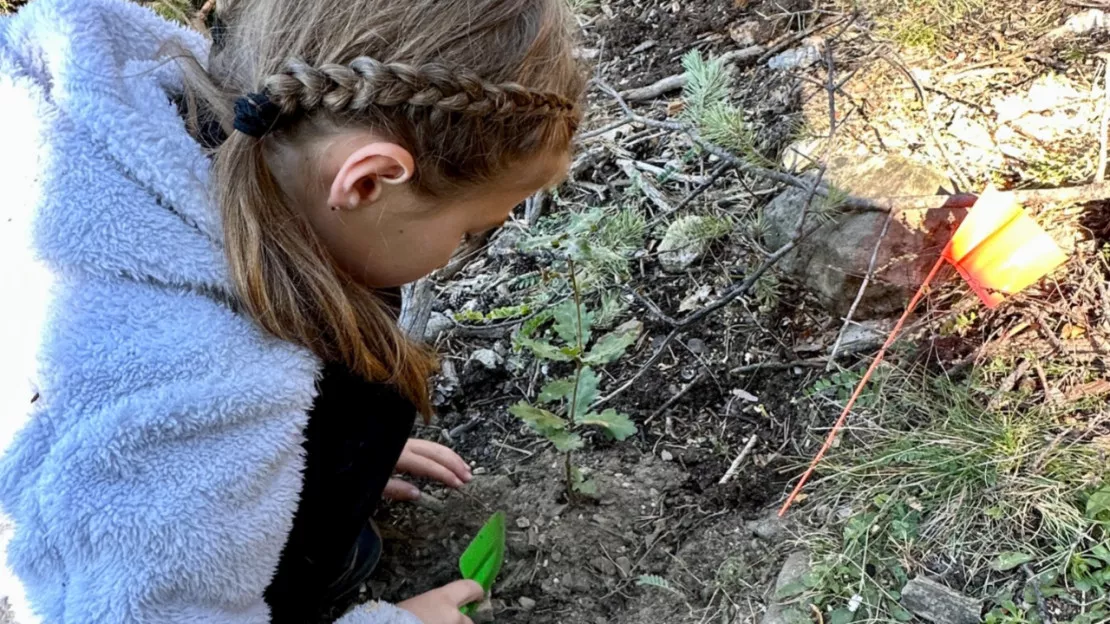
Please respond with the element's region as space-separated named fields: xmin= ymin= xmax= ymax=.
xmin=943 ymin=186 xmax=1068 ymax=308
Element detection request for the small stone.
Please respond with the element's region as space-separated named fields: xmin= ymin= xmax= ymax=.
xmin=472 ymin=466 xmax=489 ymax=475
xmin=658 ymin=216 xmax=724 ymax=273
xmin=686 ymin=338 xmax=708 ymax=355
xmin=515 ymin=517 xmax=531 ymax=529
xmin=767 ymin=38 xmax=823 ymax=70
xmin=487 ymin=227 xmax=524 ymax=257
xmin=590 ymin=556 xmax=618 ymax=577
xmin=518 ymin=597 xmax=536 ymax=611
xmin=468 ymin=349 xmax=504 ymax=371
xmin=745 ymin=509 xmax=786 ymax=541
xmin=423 ymin=312 xmax=454 ymax=342
xmin=660 ymin=450 xmax=674 ymax=462
xmin=615 ymin=556 xmax=632 ymax=578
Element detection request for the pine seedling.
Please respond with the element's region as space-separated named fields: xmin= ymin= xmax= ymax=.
xmin=680 ymin=51 xmax=769 ymax=166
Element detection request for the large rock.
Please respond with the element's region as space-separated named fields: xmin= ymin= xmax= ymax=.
xmin=765 ymin=153 xmax=963 ymax=318
xmin=761 ymin=551 xmax=811 ymax=624
xmin=900 ymin=576 xmax=982 ymax=624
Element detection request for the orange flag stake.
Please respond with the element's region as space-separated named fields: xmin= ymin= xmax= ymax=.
xmin=778 ymin=187 xmax=1067 ymax=517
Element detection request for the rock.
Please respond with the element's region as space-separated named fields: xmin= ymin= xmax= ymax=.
xmin=589 ymin=556 xmax=618 ymax=577
xmin=767 ymin=38 xmax=823 ymax=70
xmin=764 ymin=154 xmax=962 ymax=318
xmin=729 ymin=19 xmax=773 ymax=46
xmin=658 ymin=216 xmax=722 ymax=273
xmin=686 ymin=338 xmax=708 ymax=355
xmin=900 ymin=577 xmax=981 ymax=624
xmin=615 ymin=556 xmax=632 ymax=578
xmin=1049 ymin=9 xmax=1107 ymax=39
xmin=468 ymin=349 xmax=504 ymax=371
xmin=761 ymin=551 xmax=811 ymax=624
xmin=832 ymin=319 xmax=893 ymax=353
xmin=487 ymin=227 xmax=525 ymax=258
xmin=745 ymin=509 xmax=786 ymax=541
xmin=518 ymin=597 xmax=536 ymax=611
xmin=424 ymin=311 xmax=454 ymax=342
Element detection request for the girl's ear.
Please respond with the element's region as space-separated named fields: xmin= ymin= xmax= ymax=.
xmin=328 ymin=142 xmax=415 ymax=209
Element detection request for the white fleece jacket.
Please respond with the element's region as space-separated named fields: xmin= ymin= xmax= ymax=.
xmin=0 ymin=1 xmax=420 ymax=622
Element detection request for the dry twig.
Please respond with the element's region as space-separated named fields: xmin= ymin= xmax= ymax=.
xmin=827 ymin=210 xmax=894 ymax=368
xmin=718 ymin=435 xmax=759 ymax=485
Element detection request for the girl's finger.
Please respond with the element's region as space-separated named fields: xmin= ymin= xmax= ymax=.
xmin=382 ymin=478 xmax=421 ymax=501
xmin=442 ymin=579 xmax=485 ymax=607
xmin=406 ymin=440 xmax=472 ymax=481
xmin=397 ymin=455 xmax=464 ymax=488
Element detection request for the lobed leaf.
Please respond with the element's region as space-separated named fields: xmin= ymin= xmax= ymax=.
xmin=580 ymin=409 xmax=637 ymax=440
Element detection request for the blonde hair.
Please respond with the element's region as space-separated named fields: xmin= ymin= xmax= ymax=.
xmin=180 ymin=0 xmax=586 ymax=415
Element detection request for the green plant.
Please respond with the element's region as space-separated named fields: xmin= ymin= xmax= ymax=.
xmin=798 ymin=362 xmax=1110 ymax=621
xmin=453 ymin=304 xmax=532 ymax=324
xmin=510 ymin=265 xmax=642 ymax=499
xmin=636 ymin=575 xmax=685 ymax=599
xmin=680 ymin=51 xmax=769 ymax=165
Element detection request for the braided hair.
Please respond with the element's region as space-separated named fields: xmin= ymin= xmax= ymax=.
xmin=177 ymin=0 xmax=585 ymax=414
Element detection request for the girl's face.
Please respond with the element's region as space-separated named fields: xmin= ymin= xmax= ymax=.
xmin=276 ymin=132 xmax=570 ymax=288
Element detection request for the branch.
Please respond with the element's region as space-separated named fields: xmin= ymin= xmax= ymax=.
xmin=826 ymin=210 xmax=894 ymax=368
xmin=594 ymin=81 xmax=821 ymax=196
xmin=620 ymin=45 xmax=765 ymax=101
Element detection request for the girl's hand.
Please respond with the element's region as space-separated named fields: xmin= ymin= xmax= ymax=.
xmin=383 ymin=439 xmax=472 ymax=501
xmin=398 ymin=580 xmax=484 ymax=624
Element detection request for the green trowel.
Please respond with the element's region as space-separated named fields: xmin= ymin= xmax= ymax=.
xmin=458 ymin=511 xmax=506 ymax=615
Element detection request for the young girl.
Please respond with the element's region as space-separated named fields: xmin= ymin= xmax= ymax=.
xmin=0 ymin=0 xmax=584 ymax=622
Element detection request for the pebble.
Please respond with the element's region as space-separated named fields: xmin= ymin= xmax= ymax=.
xmin=472 ymin=466 xmax=488 ymax=475
xmin=515 ymin=517 xmax=531 ymax=529
xmin=660 ymin=450 xmax=674 ymax=461
xmin=518 ymin=597 xmax=537 ymax=611
xmin=590 ymin=556 xmax=618 ymax=577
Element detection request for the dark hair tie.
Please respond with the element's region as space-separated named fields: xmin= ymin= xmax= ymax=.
xmin=233 ymin=92 xmax=284 ymax=138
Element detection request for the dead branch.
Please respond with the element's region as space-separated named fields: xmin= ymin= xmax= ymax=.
xmin=827 ymin=210 xmax=894 ymax=368
xmin=718 ymin=435 xmax=759 ymax=485
xmin=645 ymin=369 xmax=708 ymax=425
xmin=400 ymin=279 xmax=435 ymax=340
xmin=594 ymin=82 xmax=823 ymax=198
xmin=597 ymin=217 xmax=825 ymax=409
xmin=620 ymin=46 xmax=765 ymax=101
xmin=618 ymin=159 xmax=674 ymax=214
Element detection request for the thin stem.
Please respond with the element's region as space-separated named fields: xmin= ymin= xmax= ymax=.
xmin=565 ymin=259 xmax=584 ymax=501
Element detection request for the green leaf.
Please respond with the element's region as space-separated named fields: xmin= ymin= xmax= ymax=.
xmin=552 ymin=299 xmax=594 ymax=347
xmin=1086 ymin=486 xmax=1110 ymax=519
xmin=890 ymin=606 xmax=914 ymax=622
xmin=572 ymin=367 xmax=600 ymax=421
xmin=774 ymin=580 xmax=807 ymax=600
xmin=570 ymin=465 xmax=598 ymax=496
xmin=572 ymin=476 xmax=598 ymax=495
xmin=538 ymin=377 xmax=575 ymax=404
xmin=509 ymin=402 xmax=568 ymax=435
xmin=580 ymin=409 xmax=638 ymax=440
xmin=827 ymin=608 xmax=856 ymax=624
xmin=548 ymin=430 xmax=584 ymax=452
xmin=584 ymin=320 xmax=643 ymax=365
xmin=516 ymin=336 xmax=573 ymax=362
xmin=992 ymin=552 xmax=1036 ymax=572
